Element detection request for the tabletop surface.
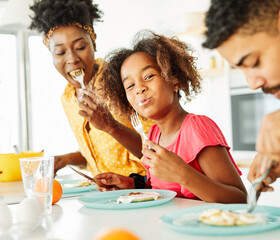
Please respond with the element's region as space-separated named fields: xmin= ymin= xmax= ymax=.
xmin=1 ymin=167 xmax=280 ymax=240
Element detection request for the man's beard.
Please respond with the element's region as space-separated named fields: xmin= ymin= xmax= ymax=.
xmin=262 ymin=84 xmax=280 ymax=94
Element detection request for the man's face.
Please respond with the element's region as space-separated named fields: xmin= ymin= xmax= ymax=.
xmin=217 ymin=31 xmax=280 ymax=99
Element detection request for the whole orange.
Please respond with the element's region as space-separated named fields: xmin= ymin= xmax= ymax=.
xmin=52 ymin=179 xmax=63 ymax=205
xmin=93 ymin=228 xmax=140 ymax=240
xmin=34 ymin=178 xmax=62 ymax=205
xmin=34 ymin=177 xmax=50 ymax=193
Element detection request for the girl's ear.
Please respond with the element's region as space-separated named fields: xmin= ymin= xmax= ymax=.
xmin=173 ymin=82 xmax=180 ymax=93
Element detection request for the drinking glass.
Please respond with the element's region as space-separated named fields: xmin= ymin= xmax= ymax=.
xmin=19 ymin=156 xmax=54 ymax=213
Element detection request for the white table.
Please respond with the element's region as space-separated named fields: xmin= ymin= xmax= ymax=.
xmin=1 ymin=168 xmax=280 ymax=240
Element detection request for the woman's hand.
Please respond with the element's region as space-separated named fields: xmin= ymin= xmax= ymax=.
xmin=94 ymin=172 xmax=135 ymax=192
xmin=77 ymin=88 xmax=144 ymax=158
xmin=78 ymin=89 xmax=117 ymax=133
xmin=248 ymin=153 xmax=280 ymax=192
xmin=142 ymin=140 xmax=187 ymax=183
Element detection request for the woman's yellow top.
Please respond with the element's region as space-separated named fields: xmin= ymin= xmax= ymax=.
xmin=61 ymin=59 xmax=154 ymax=176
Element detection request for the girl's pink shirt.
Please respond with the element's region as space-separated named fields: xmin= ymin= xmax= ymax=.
xmin=142 ymin=113 xmax=241 ymax=199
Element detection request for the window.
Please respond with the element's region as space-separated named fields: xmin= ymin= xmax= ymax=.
xmin=28 ymin=36 xmax=78 ymax=155
xmin=0 ymin=34 xmax=19 ymax=153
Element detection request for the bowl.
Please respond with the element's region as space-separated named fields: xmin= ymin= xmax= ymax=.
xmin=0 ymin=151 xmax=44 ymax=182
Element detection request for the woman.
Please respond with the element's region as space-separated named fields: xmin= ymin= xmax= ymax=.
xmin=29 ymin=0 xmax=153 ymax=176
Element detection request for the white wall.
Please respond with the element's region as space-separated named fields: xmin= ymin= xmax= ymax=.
xmin=0 ymin=0 xmax=235 ymax=157
xmin=94 ymin=0 xmax=210 ymax=57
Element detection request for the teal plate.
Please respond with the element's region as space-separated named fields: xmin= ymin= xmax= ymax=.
xmin=161 ymin=204 xmax=280 ymax=236
xmin=60 ymin=180 xmax=96 ymax=195
xmin=79 ymin=189 xmax=176 ymax=209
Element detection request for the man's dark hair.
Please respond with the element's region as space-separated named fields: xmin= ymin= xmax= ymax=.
xmin=29 ymin=0 xmax=102 ymax=35
xmin=203 ymin=0 xmax=280 ymax=49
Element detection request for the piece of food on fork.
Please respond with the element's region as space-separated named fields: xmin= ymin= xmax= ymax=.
xmin=69 ymin=68 xmax=85 ymax=90
xmin=69 ymin=68 xmax=84 ymax=78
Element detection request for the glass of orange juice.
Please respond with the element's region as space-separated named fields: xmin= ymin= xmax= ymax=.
xmin=19 ymin=156 xmax=54 ymax=213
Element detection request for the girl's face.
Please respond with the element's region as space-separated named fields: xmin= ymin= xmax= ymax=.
xmin=120 ymin=52 xmax=177 ymax=120
xmin=49 ymin=25 xmax=95 ymax=88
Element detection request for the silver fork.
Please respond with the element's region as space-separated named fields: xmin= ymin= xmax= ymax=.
xmin=246 ymin=165 xmax=272 ymax=213
xmin=131 ymin=112 xmax=148 ymax=141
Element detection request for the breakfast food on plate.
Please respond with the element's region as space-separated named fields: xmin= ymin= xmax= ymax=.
xmin=199 ymin=208 xmax=266 ymax=226
xmin=117 ymin=191 xmax=161 ymax=204
xmin=61 ymin=179 xmax=93 ymax=188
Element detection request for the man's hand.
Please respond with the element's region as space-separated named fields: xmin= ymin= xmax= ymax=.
xmin=256 ymin=110 xmax=280 ymax=162
xmin=248 ymin=153 xmax=280 ymax=192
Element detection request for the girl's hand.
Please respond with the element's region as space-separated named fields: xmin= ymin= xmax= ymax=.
xmin=142 ymin=140 xmax=187 ymax=183
xmin=94 ymin=172 xmax=135 ymax=192
xmin=78 ymin=89 xmax=117 ymax=133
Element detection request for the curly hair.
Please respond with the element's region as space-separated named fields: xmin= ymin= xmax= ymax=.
xmin=100 ymin=31 xmax=202 ymax=119
xmin=29 ymin=0 xmax=102 ymax=34
xmin=203 ymin=0 xmax=280 ymax=49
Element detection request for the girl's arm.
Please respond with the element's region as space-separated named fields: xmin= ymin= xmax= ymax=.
xmin=143 ymin=141 xmax=247 ymax=203
xmin=93 ymin=172 xmax=152 ymax=192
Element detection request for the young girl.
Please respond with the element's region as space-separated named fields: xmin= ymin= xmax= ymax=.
xmin=94 ymin=32 xmax=247 ymax=203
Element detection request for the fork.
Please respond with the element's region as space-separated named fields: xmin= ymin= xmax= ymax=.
xmin=131 ymin=112 xmax=154 ymax=151
xmin=246 ymin=164 xmax=272 ymax=213
xmin=131 ymin=112 xmax=148 ymax=141
xmin=69 ymin=166 xmax=96 ymax=184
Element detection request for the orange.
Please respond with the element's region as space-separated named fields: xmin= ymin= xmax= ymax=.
xmin=93 ymin=228 xmax=140 ymax=240
xmin=34 ymin=177 xmax=50 ymax=193
xmin=52 ymin=179 xmax=63 ymax=205
xmin=34 ymin=178 xmax=62 ymax=205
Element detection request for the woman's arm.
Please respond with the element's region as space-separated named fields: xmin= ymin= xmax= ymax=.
xmin=54 ymin=151 xmax=87 ymax=175
xmin=143 ymin=141 xmax=247 ymax=203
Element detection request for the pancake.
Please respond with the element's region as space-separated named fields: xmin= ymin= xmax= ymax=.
xmin=117 ymin=191 xmax=161 ymax=204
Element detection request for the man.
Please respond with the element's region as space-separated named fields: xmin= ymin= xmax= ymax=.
xmin=203 ymin=0 xmax=280 ymax=191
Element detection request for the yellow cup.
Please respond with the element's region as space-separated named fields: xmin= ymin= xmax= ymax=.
xmin=0 ymin=151 xmax=44 ymax=182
